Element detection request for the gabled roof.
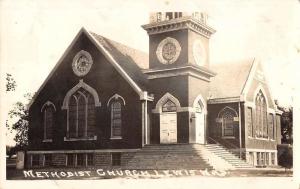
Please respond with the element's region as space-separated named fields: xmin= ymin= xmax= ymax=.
xmin=29 ymin=27 xmax=150 ymax=108
xmin=90 ymin=33 xmax=149 ymax=90
xmin=208 ymin=58 xmax=255 ymax=100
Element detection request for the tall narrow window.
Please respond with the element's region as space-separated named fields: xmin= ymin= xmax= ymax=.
xmin=44 ymin=154 xmax=52 ymax=167
xmin=255 ymin=90 xmax=268 ymax=138
xmin=112 ymin=153 xmax=121 ymax=166
xmin=247 ymin=107 xmax=253 ymax=137
xmin=68 ymin=89 xmax=96 ymax=138
xmin=222 ymin=111 xmax=234 ymax=137
xmin=41 ymin=102 xmax=56 ymax=141
xmin=77 ymin=154 xmax=85 ymax=166
xmin=218 ymin=107 xmax=237 ymax=138
xmin=111 ymin=102 xmax=122 ymax=138
xmin=87 ymin=153 xmax=94 ymax=166
xmin=275 ymin=115 xmax=281 ymax=140
xmin=32 ymin=154 xmax=40 ymax=167
xmin=67 ymin=154 xmax=75 ymax=167
xmin=269 ymin=113 xmax=274 ymax=139
xmin=271 ymin=153 xmax=275 ymax=165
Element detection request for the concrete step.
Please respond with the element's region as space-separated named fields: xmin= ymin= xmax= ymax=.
xmin=205 ymin=144 xmax=253 ymax=169
xmin=126 ymin=145 xmax=212 ymax=170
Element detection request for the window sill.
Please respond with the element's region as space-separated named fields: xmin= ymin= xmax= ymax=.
xmin=254 ymin=137 xmax=269 ymax=141
xmin=42 ymin=139 xmax=53 ymax=143
xmin=222 ymin=136 xmax=235 ymax=139
xmin=110 ymin=136 xmax=122 ymax=140
xmin=64 ymin=136 xmax=97 ymax=141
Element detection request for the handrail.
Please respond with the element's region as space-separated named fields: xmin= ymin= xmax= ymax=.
xmin=207 ymin=137 xmax=219 ymax=144
xmin=220 ymin=138 xmax=239 ymax=149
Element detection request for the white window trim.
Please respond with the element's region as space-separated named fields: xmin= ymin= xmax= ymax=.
xmin=154 ymin=92 xmax=181 ymax=114
xmin=62 ymin=79 xmax=101 ymax=109
xmin=110 ymin=136 xmax=122 ymax=140
xmin=42 ymin=139 xmax=53 ymax=143
xmin=254 ymin=90 xmax=267 ymax=139
xmin=247 ymin=107 xmax=254 ymax=138
xmin=107 ymin=94 xmax=126 ymax=107
xmin=41 ymin=101 xmax=57 ymax=112
xmin=217 ymin=106 xmax=238 ymax=118
xmin=42 ymin=155 xmax=45 ymax=167
xmin=30 ymin=154 xmax=33 ymax=168
xmin=218 ymin=106 xmax=238 ymax=138
xmin=222 ymin=136 xmax=235 ymax=139
xmin=192 ymin=94 xmax=207 ymax=114
xmin=41 ymin=101 xmax=56 ymax=141
xmin=110 ymin=101 xmax=123 ymax=139
xmin=63 ymin=80 xmax=100 ymax=139
xmin=64 ymin=136 xmax=97 ymax=141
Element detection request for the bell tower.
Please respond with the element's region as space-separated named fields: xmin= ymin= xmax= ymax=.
xmin=142 ymin=12 xmax=216 ymax=73
xmin=143 ymin=12 xmax=217 ymax=144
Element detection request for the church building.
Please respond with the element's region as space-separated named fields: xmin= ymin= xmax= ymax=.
xmin=26 ymin=12 xmax=282 ymax=170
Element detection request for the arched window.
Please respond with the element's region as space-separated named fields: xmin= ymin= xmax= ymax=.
xmin=111 ymin=101 xmax=122 ymax=138
xmin=68 ymin=88 xmax=96 ymax=138
xmin=162 ymin=100 xmax=177 ymax=112
xmin=108 ymin=94 xmax=126 ymax=139
xmin=43 ymin=106 xmax=54 ymax=140
xmin=41 ymin=101 xmax=56 ymax=141
xmin=195 ymin=101 xmax=203 ymax=113
xmin=218 ymin=107 xmax=238 ymax=138
xmin=222 ymin=110 xmax=235 ymax=137
xmin=255 ymin=90 xmax=268 ymax=138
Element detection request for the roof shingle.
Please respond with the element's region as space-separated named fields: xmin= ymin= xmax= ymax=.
xmin=91 ymin=32 xmax=149 ymax=90
xmin=209 ymin=58 xmax=254 ymax=99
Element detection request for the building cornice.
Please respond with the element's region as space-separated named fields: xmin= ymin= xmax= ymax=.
xmin=144 ymin=65 xmax=216 ymax=80
xmin=207 ymin=97 xmax=241 ymax=104
xmin=142 ymin=16 xmax=216 ymax=38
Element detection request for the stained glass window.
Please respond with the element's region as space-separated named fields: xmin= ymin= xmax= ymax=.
xmin=68 ymin=89 xmax=96 ymax=138
xmin=255 ymin=90 xmax=268 ymax=138
xmin=222 ymin=110 xmax=235 ymax=137
xmin=111 ymin=102 xmax=122 ymax=137
xmin=162 ymin=100 xmax=177 ymax=112
xmin=247 ymin=107 xmax=253 ymax=137
xmin=43 ymin=106 xmax=54 ymax=140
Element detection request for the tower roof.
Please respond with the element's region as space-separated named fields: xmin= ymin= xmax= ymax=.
xmin=142 ymin=12 xmax=216 ymax=38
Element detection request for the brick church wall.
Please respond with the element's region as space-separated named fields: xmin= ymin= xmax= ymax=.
xmin=28 ymin=33 xmax=143 ymax=152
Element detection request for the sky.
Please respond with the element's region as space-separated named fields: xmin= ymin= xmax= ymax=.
xmin=1 ymin=0 xmax=300 ymax=146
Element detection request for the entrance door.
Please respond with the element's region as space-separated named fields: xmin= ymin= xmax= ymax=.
xmin=195 ymin=112 xmax=205 ymax=144
xmin=160 ymin=113 xmax=177 ymax=144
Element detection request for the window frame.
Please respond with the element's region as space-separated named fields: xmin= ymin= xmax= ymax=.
xmin=218 ymin=107 xmax=238 ymax=138
xmin=41 ymin=101 xmax=56 ymax=142
xmin=66 ymin=89 xmax=97 ymax=140
xmin=87 ymin=153 xmax=94 ymax=166
xmin=247 ymin=107 xmax=254 ymax=137
xmin=31 ymin=154 xmax=40 ymax=167
xmin=43 ymin=154 xmax=52 ymax=167
xmin=109 ymin=96 xmax=126 ymax=140
xmin=255 ymin=90 xmax=268 ymax=139
xmin=111 ymin=152 xmax=121 ymax=166
xmin=66 ymin=153 xmax=94 ymax=167
xmin=162 ymin=99 xmax=177 ymax=112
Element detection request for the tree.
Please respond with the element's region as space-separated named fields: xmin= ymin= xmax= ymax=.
xmin=277 ymin=106 xmax=293 ymax=144
xmin=7 ymin=93 xmax=32 ymax=148
xmin=6 ymin=73 xmax=17 ymax=92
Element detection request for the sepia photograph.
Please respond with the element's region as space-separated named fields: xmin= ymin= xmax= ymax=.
xmin=1 ymin=0 xmax=299 ymax=188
